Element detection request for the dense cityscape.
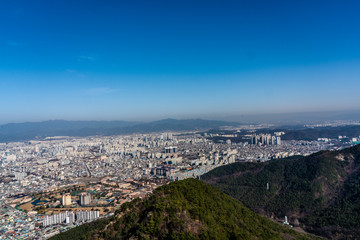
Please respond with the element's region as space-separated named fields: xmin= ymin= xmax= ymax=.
xmin=1 ymin=123 xmax=358 ymax=239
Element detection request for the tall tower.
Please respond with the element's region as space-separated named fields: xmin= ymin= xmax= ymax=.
xmin=79 ymin=192 xmax=91 ymax=206
xmin=271 ymin=136 xmax=276 ymax=145
xmin=251 ymin=134 xmax=258 ymax=145
xmin=261 ymin=134 xmax=265 ymax=144
xmin=62 ymin=193 xmax=72 ymax=206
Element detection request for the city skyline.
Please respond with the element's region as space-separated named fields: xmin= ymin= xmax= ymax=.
xmin=1 ymin=0 xmax=360 ymax=124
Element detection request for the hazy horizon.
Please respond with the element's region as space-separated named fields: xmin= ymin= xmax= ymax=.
xmin=2 ymin=1 xmax=360 ymax=124
xmin=1 ymin=109 xmax=360 ymax=126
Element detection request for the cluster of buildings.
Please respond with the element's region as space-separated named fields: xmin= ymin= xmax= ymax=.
xmin=304 ymin=120 xmax=360 ymax=128
xmin=61 ymin=192 xmax=91 ymax=207
xmin=0 ymin=205 xmax=40 ymax=239
xmin=250 ymin=134 xmax=282 ymax=146
xmin=0 ymin=126 xmax=356 ymax=238
xmin=42 ymin=210 xmax=99 ymax=227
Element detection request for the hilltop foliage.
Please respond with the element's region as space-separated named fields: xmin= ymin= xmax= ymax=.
xmin=51 ymin=179 xmax=318 ymax=240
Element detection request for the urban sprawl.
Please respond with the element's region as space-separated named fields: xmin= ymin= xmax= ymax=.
xmin=0 ymin=126 xmax=358 ymax=239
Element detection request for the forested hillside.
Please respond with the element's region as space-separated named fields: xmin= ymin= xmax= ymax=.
xmin=202 ymin=144 xmax=360 ymax=239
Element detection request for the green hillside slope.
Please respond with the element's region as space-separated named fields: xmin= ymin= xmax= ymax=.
xmin=202 ymin=145 xmax=360 ymax=239
xmin=50 ymin=179 xmax=318 ymax=240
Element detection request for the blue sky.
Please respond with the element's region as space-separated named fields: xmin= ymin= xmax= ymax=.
xmin=1 ymin=0 xmax=360 ymax=123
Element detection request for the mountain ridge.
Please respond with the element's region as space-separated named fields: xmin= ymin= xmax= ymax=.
xmin=202 ymin=144 xmax=360 ymax=239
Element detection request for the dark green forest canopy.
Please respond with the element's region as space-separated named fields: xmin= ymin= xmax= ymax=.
xmin=202 ymin=144 xmax=360 ymax=239
xmin=50 ymin=179 xmax=318 ymax=240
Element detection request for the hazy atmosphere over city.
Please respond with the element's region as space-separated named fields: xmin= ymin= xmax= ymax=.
xmin=2 ymin=1 xmax=360 ymax=240
xmin=1 ymin=0 xmax=360 ymax=124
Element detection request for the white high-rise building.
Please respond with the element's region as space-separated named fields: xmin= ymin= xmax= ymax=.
xmin=76 ymin=211 xmax=100 ymax=222
xmin=43 ymin=211 xmax=75 ymax=227
xmin=62 ymin=193 xmax=72 ymax=206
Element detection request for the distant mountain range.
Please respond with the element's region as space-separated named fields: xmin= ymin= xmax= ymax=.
xmin=50 ymin=179 xmax=318 ymax=240
xmin=202 ymin=144 xmax=360 ymax=239
xmin=221 ymin=109 xmax=360 ymax=125
xmin=0 ymin=119 xmax=239 ymax=142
